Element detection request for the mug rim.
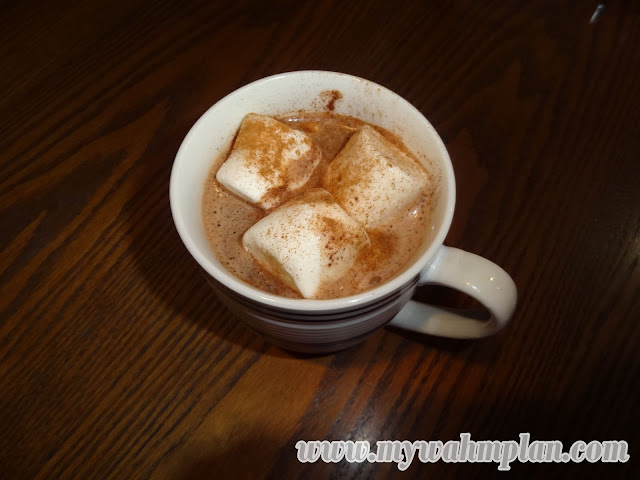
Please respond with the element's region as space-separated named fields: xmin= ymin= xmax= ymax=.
xmin=170 ymin=70 xmax=456 ymax=312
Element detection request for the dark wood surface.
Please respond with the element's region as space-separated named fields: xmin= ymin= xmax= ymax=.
xmin=1 ymin=1 xmax=638 ymax=478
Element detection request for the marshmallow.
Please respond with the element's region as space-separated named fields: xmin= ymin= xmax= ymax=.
xmin=216 ymin=113 xmax=320 ymax=209
xmin=323 ymin=125 xmax=430 ymax=227
xmin=242 ymin=189 xmax=369 ymax=298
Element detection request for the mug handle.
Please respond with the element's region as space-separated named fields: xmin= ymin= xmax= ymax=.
xmin=388 ymin=246 xmax=517 ymax=338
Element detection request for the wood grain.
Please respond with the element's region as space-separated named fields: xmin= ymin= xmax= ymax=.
xmin=1 ymin=0 xmax=638 ymax=478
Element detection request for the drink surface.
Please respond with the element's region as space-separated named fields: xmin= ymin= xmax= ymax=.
xmin=202 ymin=112 xmax=435 ymax=299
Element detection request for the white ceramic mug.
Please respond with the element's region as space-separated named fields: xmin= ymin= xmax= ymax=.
xmin=170 ymin=71 xmax=517 ymax=353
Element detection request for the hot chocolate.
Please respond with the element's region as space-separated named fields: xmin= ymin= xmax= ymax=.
xmin=202 ymin=112 xmax=436 ymax=299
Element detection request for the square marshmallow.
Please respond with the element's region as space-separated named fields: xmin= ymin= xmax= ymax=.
xmin=242 ymin=189 xmax=369 ymax=298
xmin=323 ymin=125 xmax=430 ymax=227
xmin=216 ymin=113 xmax=321 ymax=209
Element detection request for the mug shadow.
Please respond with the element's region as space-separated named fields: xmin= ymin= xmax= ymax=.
xmin=125 ymin=126 xmax=269 ymax=356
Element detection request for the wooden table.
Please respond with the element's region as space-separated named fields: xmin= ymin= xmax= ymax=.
xmin=1 ymin=1 xmax=638 ymax=478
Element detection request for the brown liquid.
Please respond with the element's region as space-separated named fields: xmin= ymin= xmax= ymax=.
xmin=202 ymin=112 xmax=435 ymax=299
